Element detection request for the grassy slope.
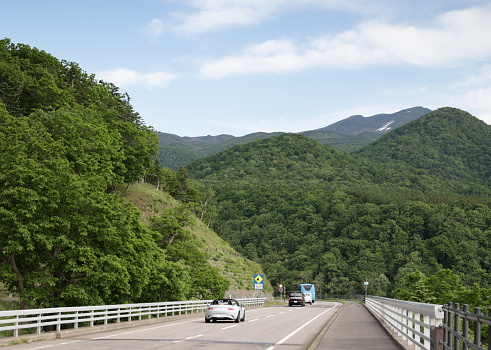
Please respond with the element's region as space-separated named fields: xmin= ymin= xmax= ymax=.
xmin=116 ymin=183 xmax=272 ymax=297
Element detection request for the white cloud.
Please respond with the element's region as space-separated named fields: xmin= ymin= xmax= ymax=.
xmin=172 ymin=0 xmax=286 ymax=34
xmin=170 ymin=0 xmax=402 ymax=35
xmin=97 ymin=68 xmax=176 ymax=88
xmin=143 ymin=19 xmax=165 ymax=39
xmin=453 ymin=64 xmax=491 ymax=88
xmin=200 ymin=4 xmax=491 ymax=78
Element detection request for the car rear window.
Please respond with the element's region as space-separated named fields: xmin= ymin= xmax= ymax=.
xmin=290 ymin=292 xmax=303 ymax=297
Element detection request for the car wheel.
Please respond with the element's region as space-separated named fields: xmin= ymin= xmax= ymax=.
xmin=205 ymin=317 xmax=210 ymax=323
xmin=241 ymin=311 xmax=245 ymax=321
xmin=235 ymin=313 xmax=240 ymax=323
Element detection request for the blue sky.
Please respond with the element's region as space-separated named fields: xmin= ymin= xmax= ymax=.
xmin=2 ymin=0 xmax=491 ymax=136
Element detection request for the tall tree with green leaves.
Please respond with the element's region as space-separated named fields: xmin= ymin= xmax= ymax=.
xmin=0 ymin=105 xmax=161 ymax=307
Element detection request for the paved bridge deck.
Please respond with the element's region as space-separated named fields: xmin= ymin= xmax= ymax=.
xmin=312 ymin=302 xmax=406 ymax=349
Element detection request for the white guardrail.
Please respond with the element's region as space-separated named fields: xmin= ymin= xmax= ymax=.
xmin=0 ymin=298 xmax=266 ymax=339
xmin=365 ymin=296 xmax=444 ymax=350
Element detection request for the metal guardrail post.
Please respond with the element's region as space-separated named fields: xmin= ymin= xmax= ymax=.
xmin=14 ymin=315 xmax=19 ymax=338
xmin=473 ymin=307 xmax=481 ymax=348
xmin=430 ymin=325 xmax=443 ymax=350
xmin=447 ymin=303 xmax=453 ymax=349
xmin=462 ymin=304 xmax=468 ymax=350
xmin=453 ymin=303 xmax=460 ymax=350
xmin=488 ymin=308 xmax=491 ymax=350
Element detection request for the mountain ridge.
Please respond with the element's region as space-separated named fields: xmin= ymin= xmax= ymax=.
xmin=158 ymin=106 xmax=431 ymax=169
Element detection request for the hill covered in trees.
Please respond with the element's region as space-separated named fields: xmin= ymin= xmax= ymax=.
xmin=186 ymin=109 xmax=491 ymax=306
xmin=355 ymin=108 xmax=491 ymax=189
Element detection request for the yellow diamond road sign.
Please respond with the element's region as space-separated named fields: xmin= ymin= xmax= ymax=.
xmin=254 ymin=274 xmax=264 ymax=290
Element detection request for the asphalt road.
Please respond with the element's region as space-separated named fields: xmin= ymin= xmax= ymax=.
xmin=8 ymin=301 xmax=339 ymax=350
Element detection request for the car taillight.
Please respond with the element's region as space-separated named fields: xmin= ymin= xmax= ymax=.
xmin=227 ymin=307 xmax=234 ymax=311
xmin=208 ymin=307 xmax=214 ymax=310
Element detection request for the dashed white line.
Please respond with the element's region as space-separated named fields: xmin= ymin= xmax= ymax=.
xmin=185 ymin=334 xmax=203 ymax=340
xmin=221 ymin=325 xmax=238 ymax=330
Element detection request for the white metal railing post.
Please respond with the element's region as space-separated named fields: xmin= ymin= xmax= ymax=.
xmin=423 ymin=314 xmax=430 ymax=348
xmin=36 ymin=312 xmax=42 ymax=334
xmin=74 ymin=310 xmax=79 ymax=329
xmin=14 ymin=315 xmax=19 ymax=337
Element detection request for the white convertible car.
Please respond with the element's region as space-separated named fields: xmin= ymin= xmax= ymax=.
xmin=204 ymin=299 xmax=245 ymax=323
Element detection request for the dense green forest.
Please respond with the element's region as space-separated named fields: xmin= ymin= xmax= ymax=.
xmin=186 ymin=111 xmax=491 ymax=307
xmin=0 ymin=39 xmax=230 ymax=309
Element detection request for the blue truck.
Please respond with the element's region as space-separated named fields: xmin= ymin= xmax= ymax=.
xmin=299 ymin=284 xmax=315 ymax=304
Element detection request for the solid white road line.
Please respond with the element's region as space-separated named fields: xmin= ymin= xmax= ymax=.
xmin=265 ymin=306 xmax=334 ymax=350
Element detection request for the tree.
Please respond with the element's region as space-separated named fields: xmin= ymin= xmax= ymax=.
xmin=0 ymin=105 xmax=159 ymax=307
xmin=392 ymin=271 xmax=435 ymax=303
xmin=151 ymin=205 xmax=193 ymax=246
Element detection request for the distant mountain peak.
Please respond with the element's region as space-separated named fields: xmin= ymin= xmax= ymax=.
xmin=317 ymin=106 xmax=431 ymax=136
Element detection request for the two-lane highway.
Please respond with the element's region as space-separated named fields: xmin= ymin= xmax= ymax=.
xmin=9 ymin=301 xmax=340 ymax=350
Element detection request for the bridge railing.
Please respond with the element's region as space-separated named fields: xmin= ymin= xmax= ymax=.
xmin=0 ymin=298 xmax=266 ymax=339
xmin=365 ymin=296 xmax=444 ymax=350
xmin=442 ymin=302 xmax=491 ymax=350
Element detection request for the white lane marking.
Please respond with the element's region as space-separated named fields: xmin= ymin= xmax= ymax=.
xmin=221 ymin=325 xmax=238 ymax=330
xmin=92 ymin=319 xmax=196 ymax=339
xmin=26 ymin=343 xmax=81 ymax=350
xmin=266 ymin=306 xmax=334 ymax=350
xmin=248 ymin=318 xmax=260 ymax=322
xmin=267 ymin=315 xmax=275 ymax=318
xmin=185 ymin=334 xmax=203 ymax=340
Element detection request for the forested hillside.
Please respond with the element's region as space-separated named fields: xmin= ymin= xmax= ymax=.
xmin=355 ymin=108 xmax=491 ymax=188
xmin=0 ymin=39 xmax=258 ymax=309
xmin=186 ymin=110 xmax=491 ymax=306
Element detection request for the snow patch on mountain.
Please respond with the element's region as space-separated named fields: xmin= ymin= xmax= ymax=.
xmin=376 ymin=120 xmax=395 ymax=132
